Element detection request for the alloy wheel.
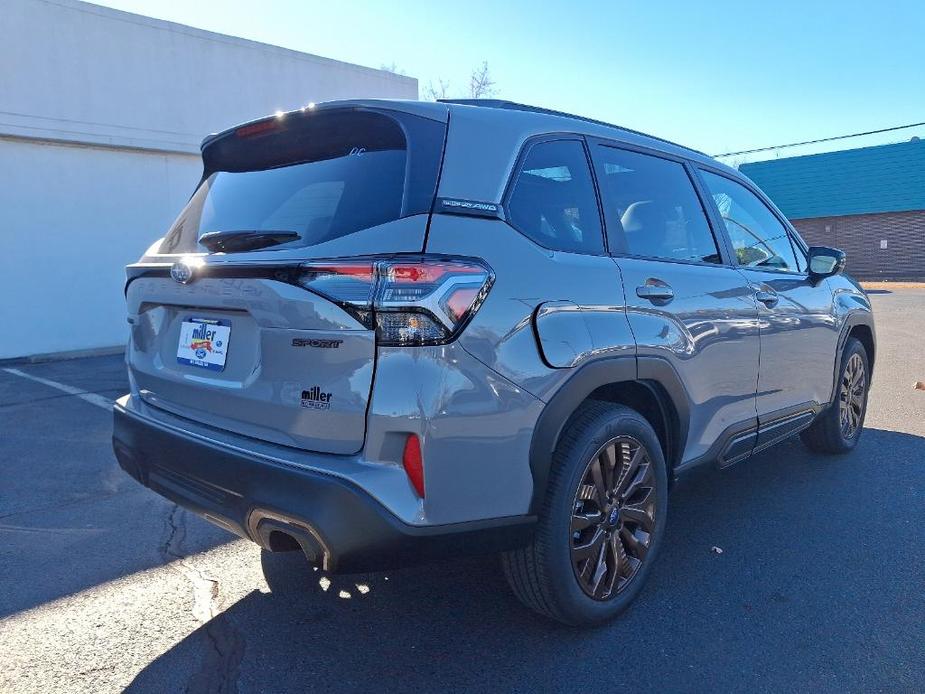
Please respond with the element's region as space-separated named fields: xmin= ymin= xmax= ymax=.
xmin=570 ymin=436 xmax=657 ymax=600
xmin=839 ymin=353 xmax=866 ymax=439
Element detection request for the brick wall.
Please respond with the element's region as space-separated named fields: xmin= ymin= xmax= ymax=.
xmin=792 ymin=210 xmax=925 ymax=281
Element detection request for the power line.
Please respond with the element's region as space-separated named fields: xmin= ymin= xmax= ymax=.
xmin=713 ymin=121 xmax=925 ymax=158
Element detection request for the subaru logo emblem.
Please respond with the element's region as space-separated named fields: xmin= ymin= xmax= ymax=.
xmin=170 ymin=261 xmax=194 ymax=284
xmin=609 ymin=508 xmax=620 ymax=525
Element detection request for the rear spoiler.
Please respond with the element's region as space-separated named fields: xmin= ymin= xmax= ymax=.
xmin=200 ymin=100 xmax=449 ymax=151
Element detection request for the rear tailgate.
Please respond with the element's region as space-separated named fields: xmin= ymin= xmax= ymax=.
xmin=126 ymin=274 xmax=374 ymax=454
xmin=125 ymin=104 xmax=447 ymax=454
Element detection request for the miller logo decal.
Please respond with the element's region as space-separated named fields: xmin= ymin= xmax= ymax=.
xmin=301 ymin=386 xmax=333 ymax=410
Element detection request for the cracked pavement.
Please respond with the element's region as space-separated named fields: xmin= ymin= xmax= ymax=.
xmin=1 ymin=290 xmax=924 ymax=693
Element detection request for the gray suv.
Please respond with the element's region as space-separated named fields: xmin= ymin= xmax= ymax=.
xmin=113 ymin=99 xmax=875 ymax=625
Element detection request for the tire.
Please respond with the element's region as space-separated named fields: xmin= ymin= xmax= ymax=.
xmin=800 ymin=336 xmax=870 ymax=454
xmin=502 ymin=402 xmax=668 ymax=625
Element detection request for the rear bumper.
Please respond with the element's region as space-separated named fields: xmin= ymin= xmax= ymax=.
xmin=112 ymin=397 xmax=535 ymax=573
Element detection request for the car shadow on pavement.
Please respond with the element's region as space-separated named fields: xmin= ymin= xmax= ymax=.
xmin=126 ymin=427 xmax=925 ymax=693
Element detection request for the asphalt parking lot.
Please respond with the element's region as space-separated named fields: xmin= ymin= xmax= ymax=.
xmin=1 ymin=289 xmax=923 ymax=693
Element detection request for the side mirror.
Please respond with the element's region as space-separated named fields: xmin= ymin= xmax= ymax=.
xmin=808 ymin=246 xmax=846 ymax=278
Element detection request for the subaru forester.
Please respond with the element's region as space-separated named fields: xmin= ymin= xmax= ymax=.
xmin=113 ymin=99 xmax=875 ymax=625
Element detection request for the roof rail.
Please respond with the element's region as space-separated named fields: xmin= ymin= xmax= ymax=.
xmin=437 ymin=99 xmax=708 ymax=157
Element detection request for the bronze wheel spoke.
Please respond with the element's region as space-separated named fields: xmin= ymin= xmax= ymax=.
xmin=620 ymin=525 xmax=650 ymax=562
xmin=599 ymin=444 xmax=617 ymax=492
xmin=573 ymin=527 xmax=605 ymax=563
xmin=602 ymin=533 xmax=623 ymax=596
xmin=589 ymin=459 xmax=608 ymax=505
xmin=621 ymin=502 xmax=655 ymax=533
xmin=571 ymin=509 xmax=602 ymax=533
xmin=570 ymin=435 xmax=659 ymax=601
xmin=621 ymin=461 xmax=652 ymax=502
xmin=615 ymin=446 xmax=643 ymax=497
xmin=588 ymin=541 xmax=609 ymax=597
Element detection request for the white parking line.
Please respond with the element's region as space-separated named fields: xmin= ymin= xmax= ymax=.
xmin=1 ymin=368 xmax=113 ymax=411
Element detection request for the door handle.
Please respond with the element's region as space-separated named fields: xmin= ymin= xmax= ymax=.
xmin=754 ymin=290 xmax=779 ymax=307
xmin=636 ymin=284 xmax=675 ymax=302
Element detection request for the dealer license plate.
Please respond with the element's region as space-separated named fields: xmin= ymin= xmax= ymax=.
xmin=176 ymin=318 xmax=231 ymax=371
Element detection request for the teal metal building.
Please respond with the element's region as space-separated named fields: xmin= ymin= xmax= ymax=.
xmin=740 ymin=138 xmax=925 ymax=280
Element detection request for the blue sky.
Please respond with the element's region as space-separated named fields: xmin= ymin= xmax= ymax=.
xmin=95 ymin=0 xmax=925 ymax=163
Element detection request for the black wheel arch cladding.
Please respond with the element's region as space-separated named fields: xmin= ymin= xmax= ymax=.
xmin=528 ymin=355 xmax=690 ymax=513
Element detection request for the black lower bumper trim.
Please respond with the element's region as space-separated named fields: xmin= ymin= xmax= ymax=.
xmin=112 ymin=402 xmax=535 ymax=573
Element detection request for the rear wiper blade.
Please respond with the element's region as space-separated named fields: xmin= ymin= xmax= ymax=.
xmin=199 ymin=230 xmax=300 ymax=253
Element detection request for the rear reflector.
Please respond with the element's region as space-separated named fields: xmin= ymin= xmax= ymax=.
xmin=402 ymin=434 xmax=425 ymax=498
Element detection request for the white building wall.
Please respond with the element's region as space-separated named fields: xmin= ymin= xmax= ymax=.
xmin=0 ymin=139 xmax=200 ymax=358
xmin=0 ymin=0 xmax=417 ymax=359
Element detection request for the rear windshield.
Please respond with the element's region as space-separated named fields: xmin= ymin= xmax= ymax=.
xmin=159 ymin=109 xmax=444 ymax=254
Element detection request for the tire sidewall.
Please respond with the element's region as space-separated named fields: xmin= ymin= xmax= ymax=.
xmin=543 ymin=406 xmax=669 ymax=625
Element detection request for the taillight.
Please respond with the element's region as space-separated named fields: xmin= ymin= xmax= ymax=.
xmin=297 ymin=256 xmax=493 ymax=346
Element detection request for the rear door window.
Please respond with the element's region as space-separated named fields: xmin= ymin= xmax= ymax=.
xmin=594 ymin=146 xmax=721 ymax=264
xmin=506 ymin=139 xmax=605 ymax=254
xmin=159 ymin=110 xmax=444 ymax=254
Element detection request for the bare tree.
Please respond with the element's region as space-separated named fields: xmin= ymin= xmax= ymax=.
xmin=423 ymin=78 xmax=451 ymax=101
xmin=379 ymin=62 xmax=406 ymax=76
xmin=418 ymin=62 xmax=498 ymax=101
xmin=469 ymin=61 xmax=497 ymax=99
